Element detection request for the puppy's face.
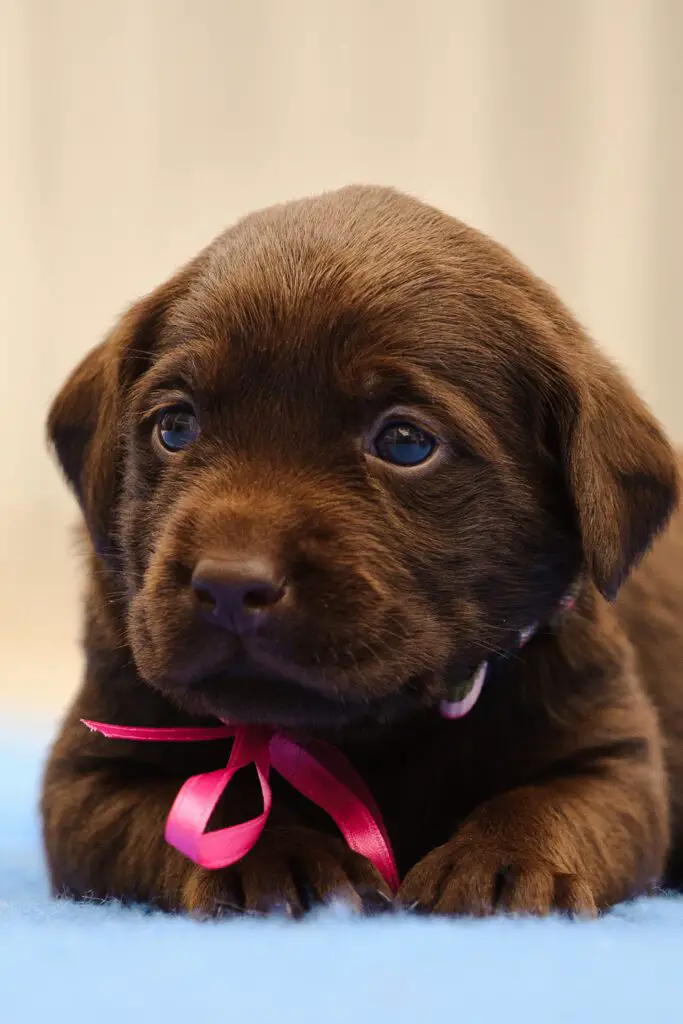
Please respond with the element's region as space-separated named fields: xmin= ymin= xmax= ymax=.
xmin=49 ymin=187 xmax=678 ymax=731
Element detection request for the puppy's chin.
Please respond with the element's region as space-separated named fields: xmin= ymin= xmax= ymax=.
xmin=201 ymin=676 xmax=419 ymax=733
xmin=142 ymin=658 xmax=437 ymax=736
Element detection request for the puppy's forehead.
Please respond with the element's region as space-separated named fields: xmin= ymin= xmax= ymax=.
xmin=160 ymin=188 xmax=468 ymax=379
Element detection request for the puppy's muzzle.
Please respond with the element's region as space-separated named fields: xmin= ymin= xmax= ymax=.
xmin=191 ymin=555 xmax=287 ymax=635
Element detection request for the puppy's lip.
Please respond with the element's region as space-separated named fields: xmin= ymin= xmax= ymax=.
xmin=212 ymin=650 xmax=309 ymax=689
xmin=193 ymin=673 xmax=372 ymax=730
xmin=182 ymin=659 xmax=440 ymax=735
xmin=200 ymin=652 xmax=418 ymax=707
xmin=195 ymin=663 xmax=351 ymax=709
xmin=178 ymin=652 xmax=421 ymax=730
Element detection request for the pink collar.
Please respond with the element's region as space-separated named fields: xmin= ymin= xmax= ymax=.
xmin=439 ymin=584 xmax=578 ymax=718
xmin=82 ymin=582 xmax=579 ymax=896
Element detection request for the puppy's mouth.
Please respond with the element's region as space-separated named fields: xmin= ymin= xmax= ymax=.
xmin=179 ymin=650 xmax=431 ymax=733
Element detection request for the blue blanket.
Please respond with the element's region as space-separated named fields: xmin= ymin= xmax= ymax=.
xmin=3 ymin=722 xmax=682 ymax=1024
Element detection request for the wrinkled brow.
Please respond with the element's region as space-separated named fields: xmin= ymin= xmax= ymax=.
xmin=127 ymin=339 xmax=226 ymax=408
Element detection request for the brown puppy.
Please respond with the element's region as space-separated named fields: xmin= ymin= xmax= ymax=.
xmin=42 ymin=185 xmax=683 ymax=917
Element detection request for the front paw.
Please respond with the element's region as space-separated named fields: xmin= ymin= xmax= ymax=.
xmin=181 ymin=826 xmax=392 ymax=918
xmin=398 ymin=835 xmax=597 ymax=918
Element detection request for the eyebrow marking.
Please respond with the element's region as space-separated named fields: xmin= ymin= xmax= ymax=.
xmin=351 ymin=356 xmax=508 ymax=465
xmin=136 ymin=389 xmax=192 ymax=425
xmin=128 ymin=338 xmax=220 ymax=406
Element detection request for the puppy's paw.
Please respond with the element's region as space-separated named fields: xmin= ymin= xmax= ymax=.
xmin=181 ymin=826 xmax=392 ymax=918
xmin=398 ymin=836 xmax=597 ymax=918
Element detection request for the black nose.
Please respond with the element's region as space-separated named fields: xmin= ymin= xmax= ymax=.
xmin=191 ymin=556 xmax=286 ymax=632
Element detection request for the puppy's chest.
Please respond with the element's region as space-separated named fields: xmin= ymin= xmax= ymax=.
xmin=318 ymin=722 xmax=510 ymax=872
xmin=360 ymin=735 xmax=492 ymax=871
xmin=344 ymin=704 xmax=551 ymax=873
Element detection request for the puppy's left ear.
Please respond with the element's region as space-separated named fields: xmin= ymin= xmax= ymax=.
xmin=532 ymin=330 xmax=680 ymax=599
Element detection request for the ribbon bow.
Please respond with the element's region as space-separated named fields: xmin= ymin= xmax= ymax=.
xmin=82 ymin=719 xmax=400 ymax=893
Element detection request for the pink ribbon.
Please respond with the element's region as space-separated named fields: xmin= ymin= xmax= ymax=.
xmin=81 ymin=719 xmax=400 ymax=893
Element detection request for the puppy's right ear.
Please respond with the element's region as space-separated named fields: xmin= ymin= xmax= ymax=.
xmin=47 ymin=279 xmax=182 ymax=557
xmin=47 ymin=337 xmax=117 ymax=554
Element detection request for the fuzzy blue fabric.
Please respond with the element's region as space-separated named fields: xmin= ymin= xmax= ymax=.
xmin=3 ymin=722 xmax=682 ymax=1024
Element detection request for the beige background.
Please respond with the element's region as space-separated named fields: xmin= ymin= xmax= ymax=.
xmin=1 ymin=0 xmax=682 ymax=716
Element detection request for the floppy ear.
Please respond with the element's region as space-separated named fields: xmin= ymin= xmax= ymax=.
xmin=47 ymin=279 xmax=183 ymax=557
xmin=565 ymin=355 xmax=679 ymax=596
xmin=47 ymin=337 xmax=119 ymax=555
xmin=530 ymin=330 xmax=680 ymax=599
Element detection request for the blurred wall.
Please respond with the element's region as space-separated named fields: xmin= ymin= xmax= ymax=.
xmin=1 ymin=0 xmax=682 ymax=714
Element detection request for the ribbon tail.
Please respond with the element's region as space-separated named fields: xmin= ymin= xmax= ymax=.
xmin=81 ymin=720 xmax=235 ymax=743
xmin=270 ymin=735 xmax=400 ymax=893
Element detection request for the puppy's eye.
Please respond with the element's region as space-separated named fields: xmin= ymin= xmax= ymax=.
xmin=156 ymin=406 xmax=199 ymax=452
xmin=373 ymin=421 xmax=437 ymax=466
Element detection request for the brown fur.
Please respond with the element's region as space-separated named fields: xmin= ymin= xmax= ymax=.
xmin=41 ymin=185 xmax=683 ymax=917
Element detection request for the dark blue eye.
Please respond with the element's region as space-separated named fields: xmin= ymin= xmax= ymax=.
xmin=373 ymin=421 xmax=437 ymax=466
xmin=157 ymin=406 xmax=199 ymax=452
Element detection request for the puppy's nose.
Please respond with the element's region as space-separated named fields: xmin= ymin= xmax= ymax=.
xmin=191 ymin=556 xmax=286 ymax=632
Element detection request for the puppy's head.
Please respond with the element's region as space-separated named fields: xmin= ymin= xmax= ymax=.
xmin=49 ymin=186 xmax=679 ymax=730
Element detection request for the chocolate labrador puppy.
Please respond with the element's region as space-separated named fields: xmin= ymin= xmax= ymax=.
xmin=42 ymin=185 xmax=683 ymax=917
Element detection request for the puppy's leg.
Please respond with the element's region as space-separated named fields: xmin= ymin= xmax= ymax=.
xmin=42 ymin=752 xmax=390 ymax=917
xmin=398 ymin=726 xmax=668 ymax=916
